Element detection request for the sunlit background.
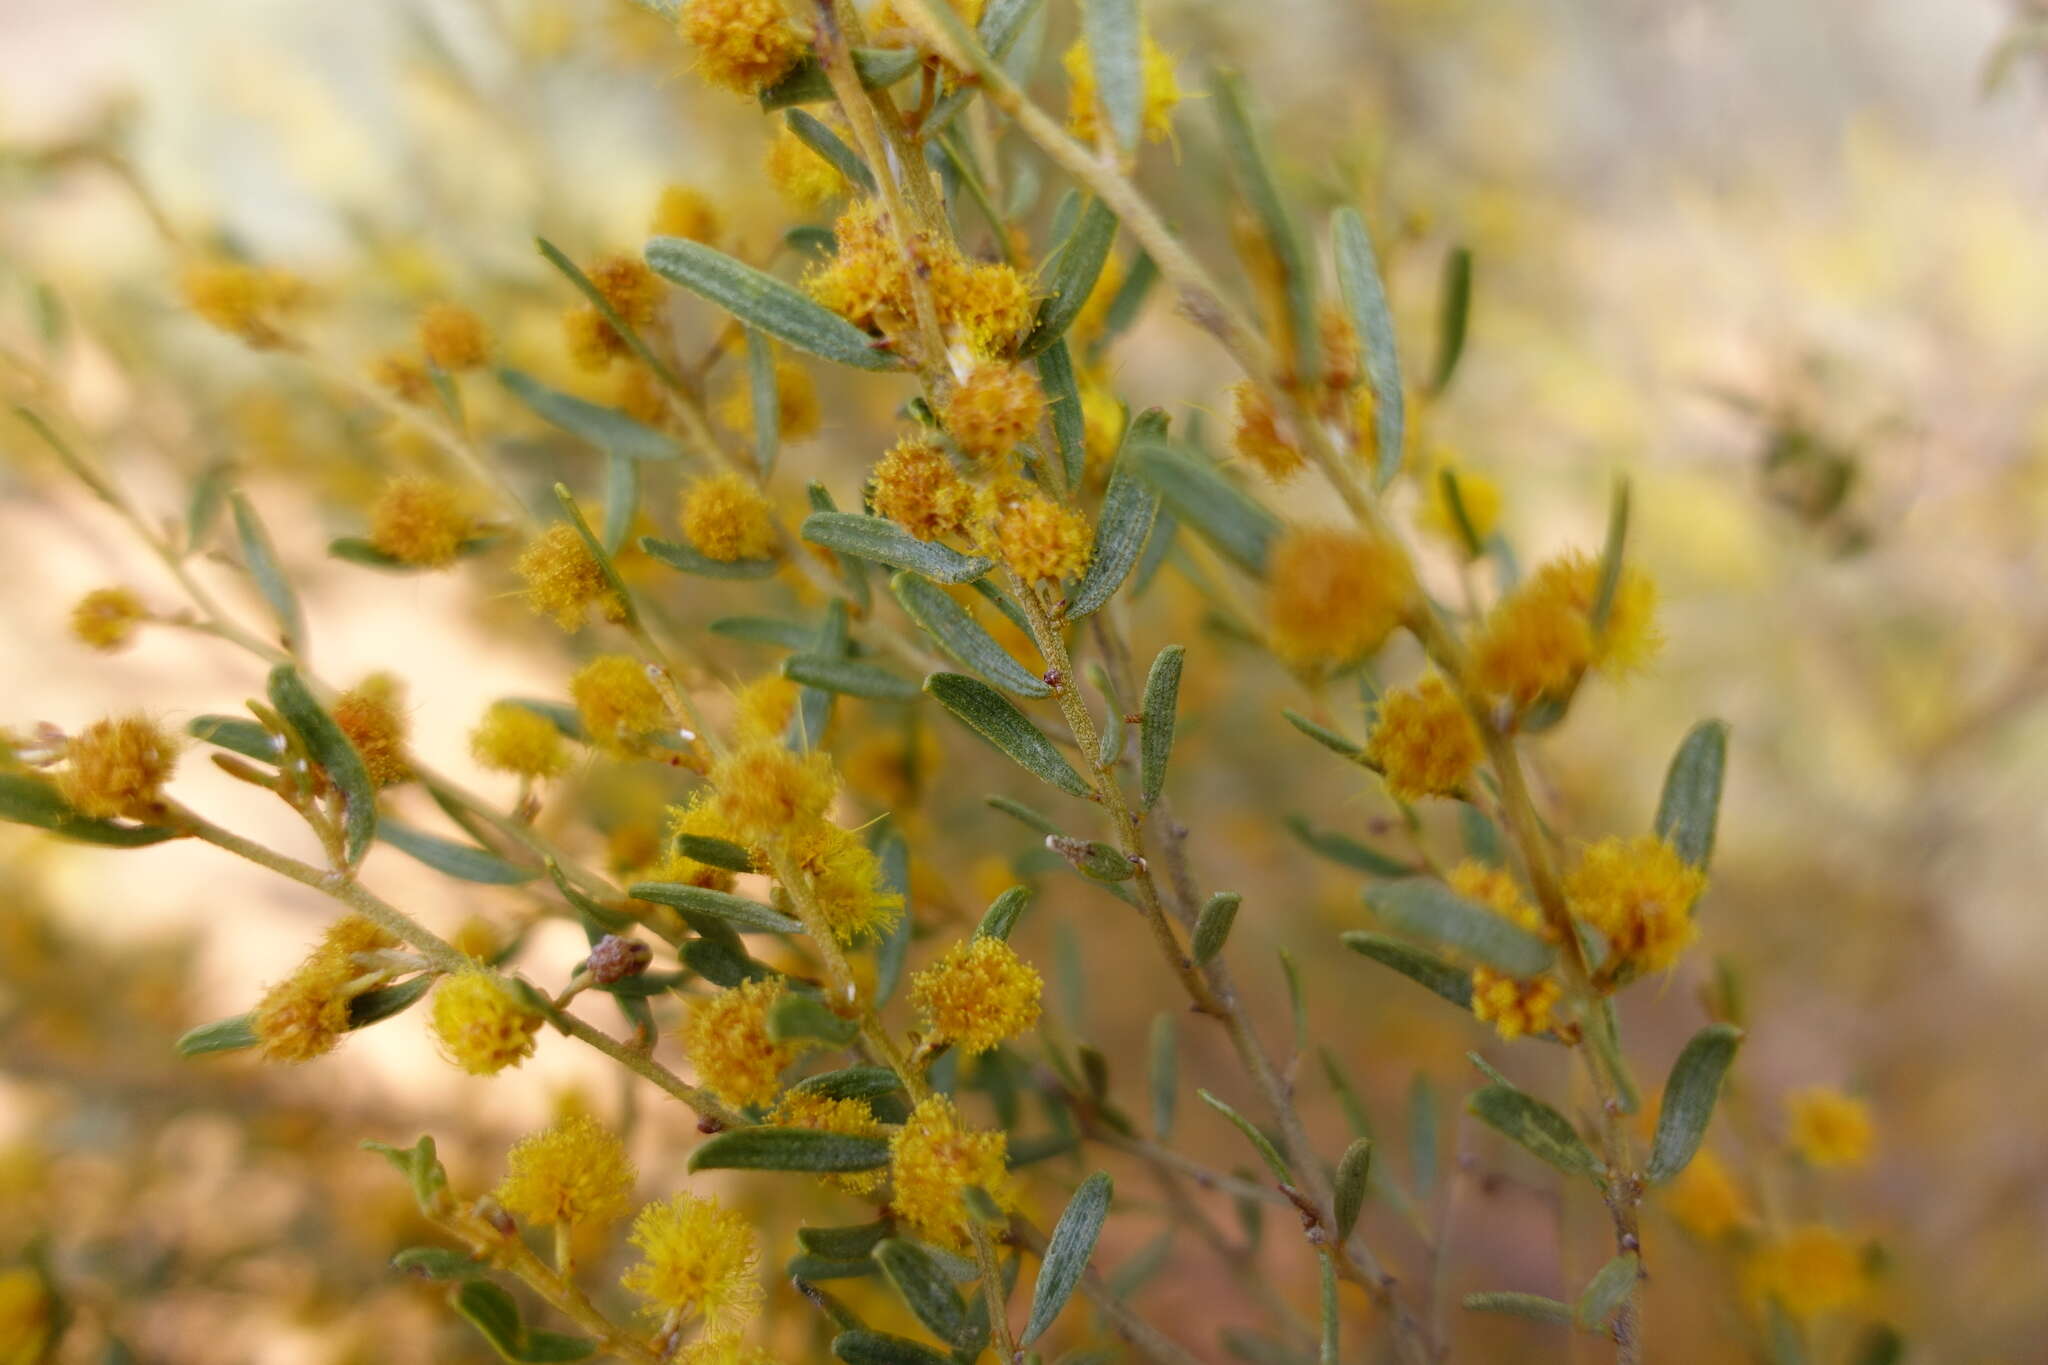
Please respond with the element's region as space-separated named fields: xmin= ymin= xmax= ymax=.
xmin=5 ymin=0 xmax=2048 ymax=1360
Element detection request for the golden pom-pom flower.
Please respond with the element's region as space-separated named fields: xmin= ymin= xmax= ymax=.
xmin=58 ymin=715 xmax=178 ymax=819
xmin=765 ymin=124 xmax=847 ymax=210
xmin=563 ymin=305 xmax=629 ymax=372
xmin=681 ymin=472 xmax=782 ymax=563
xmin=517 ymin=523 xmax=623 ymax=630
xmin=587 ymin=255 xmax=664 ymax=327
xmin=1445 ymin=861 xmax=1559 ymax=1040
xmin=370 ymin=351 xmax=433 ymax=403
xmin=934 ymin=259 xmax=1037 ymax=358
xmin=1230 ymin=381 xmax=1303 ymax=481
xmin=572 ymin=655 xmax=669 ymax=757
xmin=430 ymin=969 xmax=541 ymax=1076
xmin=1786 ymin=1088 xmax=1874 ymax=1169
xmin=681 ymin=978 xmax=801 ymax=1109
xmin=770 ymin=1091 xmax=889 ymax=1195
xmin=1564 ymin=835 xmax=1705 ymax=980
xmin=784 ymin=818 xmax=903 ymax=943
xmin=1472 ymin=551 xmax=1660 ymax=705
xmin=1534 ymin=551 xmax=1662 ymax=674
xmin=978 ymin=486 xmax=1092 ymax=584
xmin=1366 ymin=676 xmax=1482 ymax=802
xmin=716 ymin=360 xmax=820 ymax=443
xmin=332 ymin=674 xmax=410 ymax=787
xmin=1662 ymin=1148 xmax=1754 ymax=1242
xmin=732 ymin=674 xmax=801 ymax=744
xmin=252 ymin=954 xmax=357 ymax=1064
xmin=470 ymin=701 xmax=573 ymax=779
xmin=417 ymin=302 xmax=489 ymax=371
xmin=912 ymin=936 xmax=1043 ymax=1055
xmin=1741 ymin=1225 xmax=1866 ymax=1322
xmin=888 ymin=1094 xmax=1017 ymax=1253
xmin=179 ymin=260 xmax=305 ymax=348
xmin=70 ymin=587 xmax=146 ymax=652
xmin=709 ymin=739 xmax=839 ymax=845
xmin=1265 ymin=525 xmax=1413 ymax=671
xmin=680 ymin=0 xmax=806 ymax=94
xmin=1064 ymin=31 xmax=1181 ymax=145
xmin=495 ymin=1114 xmax=636 ymax=1228
xmin=620 ymin=1192 xmax=762 ymax=1327
xmin=652 ymin=184 xmax=723 ymax=242
xmin=943 ymin=363 xmax=1045 ymax=462
xmin=869 ymin=437 xmax=974 ymax=541
xmin=368 ymin=476 xmax=476 ymax=568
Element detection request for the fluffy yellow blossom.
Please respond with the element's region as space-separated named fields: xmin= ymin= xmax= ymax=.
xmin=709 ymin=740 xmax=839 ymax=845
xmin=1366 ymin=676 xmax=1482 ymax=801
xmin=717 ymin=359 xmax=820 ymax=443
xmin=936 ymin=259 xmax=1037 ymax=357
xmin=652 ymin=184 xmax=722 ymax=242
xmin=564 ymin=305 xmax=629 ymax=372
xmin=682 ymin=978 xmax=802 ymax=1108
xmin=1534 ymin=552 xmax=1661 ymax=673
xmin=0 ymin=1265 xmax=53 ymax=1365
xmin=771 ymin=1091 xmax=889 ymax=1195
xmin=371 ymin=350 xmax=433 ymax=403
xmin=1564 ymin=835 xmax=1705 ymax=980
xmin=681 ymin=472 xmax=781 ymax=563
xmin=58 ymin=715 xmax=178 ymax=819
xmin=333 ymin=674 xmax=410 ymax=787
xmin=732 ymin=675 xmax=801 ymax=744
xmin=1743 ymin=1225 xmax=1867 ymax=1321
xmin=588 ymin=255 xmax=664 ymax=327
xmin=944 ymin=364 xmax=1046 ymax=461
xmin=253 ymin=915 xmax=396 ymax=1065
xmin=179 ymin=260 xmax=305 ymax=348
xmin=369 ymin=476 xmax=475 ymax=568
xmin=679 ymin=1332 xmax=778 ymax=1365
xmin=869 ymin=437 xmax=973 ymax=541
xmin=1231 ymin=381 xmax=1303 ymax=481
xmin=1787 ymin=1088 xmax=1874 ymax=1169
xmin=1421 ymin=465 xmax=1503 ymax=549
xmin=1064 ymin=32 xmax=1181 ymax=145
xmin=681 ymin=0 xmax=806 ymax=94
xmin=430 ymin=969 xmax=541 ymax=1076
xmin=1662 ymin=1148 xmax=1753 ymax=1241
xmin=622 ymin=1193 xmax=762 ymax=1327
xmin=417 ymin=302 xmax=489 ymax=370
xmin=70 ymin=587 xmax=146 ymax=651
xmin=572 ymin=655 xmax=669 ymax=757
xmin=786 ymin=819 xmax=904 ymax=943
xmin=912 ymin=937 xmax=1043 ymax=1054
xmin=889 ymin=1094 xmax=1018 ymax=1252
xmin=495 ymin=1114 xmax=636 ymax=1228
xmin=653 ymin=792 xmax=749 ymax=891
xmin=1446 ymin=862 xmax=1559 ymax=1040
xmin=805 ymin=201 xmax=909 ymax=338
xmin=765 ymin=124 xmax=847 ymax=209
xmin=1474 ymin=552 xmax=1660 ymax=704
xmin=517 ymin=523 xmax=623 ymax=630
xmin=471 ymin=701 xmax=573 ymax=779
xmin=978 ymin=485 xmax=1091 ymax=583
xmin=1266 ymin=526 xmax=1413 ymax=672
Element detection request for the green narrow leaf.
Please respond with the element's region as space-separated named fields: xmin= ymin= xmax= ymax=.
xmin=1576 ymin=1252 xmax=1640 ymax=1330
xmin=1022 ymin=197 xmax=1119 ymax=358
xmin=975 ymin=885 xmax=1033 ymax=942
xmin=803 ymin=512 xmax=994 ymax=582
xmin=553 ymin=485 xmax=641 ymax=631
xmin=672 ymin=833 xmax=754 ymax=873
xmin=1022 ymin=1171 xmax=1113 ymax=1346
xmin=791 ymin=597 xmax=849 ymax=752
xmin=791 ymin=1066 xmax=907 ymax=1105
xmin=1036 ymin=338 xmax=1087 ymax=488
xmin=347 ymin=976 xmax=435 ymax=1029
xmin=1467 ymin=1084 xmax=1603 ymax=1182
xmin=1458 ymin=805 xmax=1505 ymax=866
xmin=230 ymin=492 xmax=304 ymax=652
xmin=497 ymin=368 xmax=676 ymax=460
xmin=1137 ymin=643 xmax=1184 ymax=809
xmin=391 ymin=1246 xmax=485 ymax=1280
xmin=1079 ymin=0 xmax=1141 ymax=151
xmin=1588 ymin=477 xmax=1631 ymax=637
xmin=267 ymin=665 xmax=377 ymax=865
xmin=924 ymin=673 xmax=1091 ymax=797
xmin=830 ymin=1330 xmax=954 ymax=1365
xmin=758 ymin=46 xmax=922 ymax=110
xmin=782 ymin=654 xmax=919 ymax=703
xmin=798 ymin=1221 xmax=892 ymax=1260
xmin=1364 ymin=879 xmax=1555 ymax=977
xmin=186 ymin=461 xmax=233 ymax=549
xmin=628 ymin=883 xmax=804 ymax=934
xmin=768 ymin=991 xmax=861 ymax=1046
xmin=786 ymin=108 xmax=878 ymax=195
xmin=327 ymin=535 xmax=497 ymax=571
xmin=645 ymin=237 xmax=901 ymax=371
xmin=1279 ymin=947 xmax=1307 ymax=1055
xmin=871 ymin=824 xmax=913 ymax=1003
xmin=808 ymin=483 xmax=873 ymax=611
xmin=1068 ymin=411 xmax=1166 ymax=620
xmin=689 ymin=1127 xmax=892 ymax=1173
xmin=1148 ymin=1013 xmax=1178 ymax=1140
xmin=873 ymin=1240 xmax=976 ymax=1350
xmin=1430 ymin=245 xmax=1472 ymax=395
xmin=1283 ymin=709 xmax=1366 ymax=761
xmin=0 ymin=772 xmax=181 ymax=847
xmin=1095 ymin=250 xmax=1158 ymax=351
xmin=1462 ymin=1292 xmax=1576 ymax=1325
xmin=891 ymin=573 xmax=1050 ymax=697
xmin=1340 ymin=932 xmax=1474 ymax=1011
xmin=710 ymin=614 xmax=816 ymax=649
xmin=639 ymin=535 xmax=781 ymax=580
xmin=378 ymin=820 xmax=534 ymax=885
xmin=1333 ymin=1138 xmax=1373 ymax=1242
xmin=743 ymin=328 xmax=780 ymax=476
xmin=1192 ymin=891 xmax=1242 ymax=965
xmin=176 ymin=1013 xmax=259 ymax=1056
xmin=1656 ymin=720 xmax=1729 ymax=871
xmin=1288 ymin=816 xmax=1412 ymax=877
xmin=1130 ymin=442 xmax=1280 ymax=576
xmin=1211 ymin=69 xmax=1317 ymax=380
xmin=1333 ymin=206 xmax=1405 ymax=486
xmin=1198 ymin=1090 xmax=1290 ymax=1182
xmin=1437 ymin=469 xmax=1485 ymax=559
xmin=601 ymin=453 xmax=638 ymax=554
xmin=363 ymin=1135 xmax=448 ymax=1214
xmin=1647 ymin=1023 xmax=1744 ymax=1183
xmin=986 ymin=793 xmax=1063 ymax=835
xmin=450 ymin=1281 xmax=523 ymax=1359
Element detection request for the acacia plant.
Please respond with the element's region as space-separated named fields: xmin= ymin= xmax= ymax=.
xmin=1 ymin=1 xmax=1890 ymax=1362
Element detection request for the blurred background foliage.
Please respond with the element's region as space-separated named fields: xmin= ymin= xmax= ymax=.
xmin=3 ymin=0 xmax=2048 ymax=1360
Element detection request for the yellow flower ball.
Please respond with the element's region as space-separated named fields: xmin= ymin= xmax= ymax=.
xmin=888 ymin=1094 xmax=1017 ymax=1253
xmin=652 ymin=184 xmax=723 ymax=243
xmin=784 ymin=818 xmax=904 ymax=943
xmin=470 ymin=701 xmax=573 ymax=780
xmin=1564 ymin=835 xmax=1705 ymax=981
xmin=430 ymin=969 xmax=541 ymax=1076
xmin=978 ymin=485 xmax=1092 ymax=584
xmin=944 ymin=364 xmax=1046 ymax=462
xmin=58 ymin=715 xmax=178 ymax=819
xmin=1366 ymin=676 xmax=1482 ymax=801
xmin=869 ymin=437 xmax=974 ymax=541
xmin=417 ymin=302 xmax=489 ymax=371
xmin=332 ymin=673 xmax=410 ymax=787
xmin=681 ymin=472 xmax=781 ymax=563
xmin=911 ymin=936 xmax=1043 ymax=1055
xmin=1230 ymin=380 xmax=1303 ymax=481
xmin=1786 ymin=1088 xmax=1874 ymax=1169
xmin=1743 ymin=1225 xmax=1867 ymax=1322
xmin=709 ymin=739 xmax=839 ymax=845
xmin=620 ymin=1192 xmax=763 ymax=1327
xmin=495 ymin=1114 xmax=636 ymax=1228
xmin=681 ymin=978 xmax=802 ymax=1109
xmin=368 ymin=476 xmax=476 ymax=568
xmin=571 ymin=655 xmax=669 ymax=758
xmin=1662 ymin=1148 xmax=1753 ymax=1241
xmin=517 ymin=523 xmax=623 ymax=630
xmin=680 ymin=0 xmax=806 ymax=94
xmin=1265 ymin=525 xmax=1413 ymax=672
xmin=70 ymin=587 xmax=146 ymax=652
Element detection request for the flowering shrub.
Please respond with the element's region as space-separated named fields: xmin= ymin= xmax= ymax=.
xmin=0 ymin=2 xmax=1912 ymax=1362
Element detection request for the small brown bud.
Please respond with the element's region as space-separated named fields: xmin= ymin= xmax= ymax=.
xmin=585 ymin=934 xmax=653 ymax=985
